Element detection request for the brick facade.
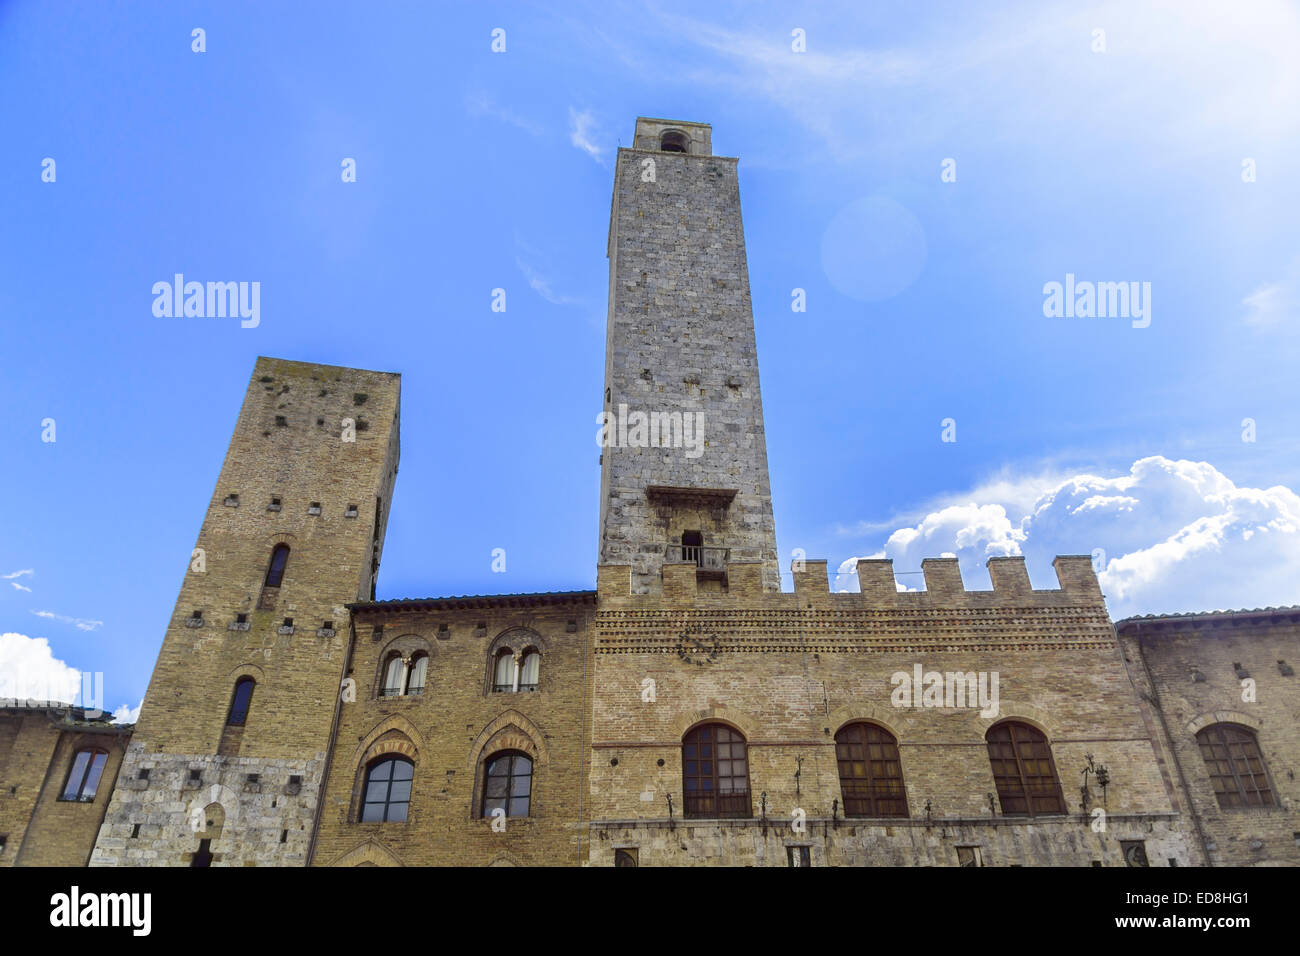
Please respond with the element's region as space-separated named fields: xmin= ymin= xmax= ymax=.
xmin=0 ymin=704 xmax=129 ymax=866
xmin=587 ymin=557 xmax=1195 ymax=866
xmin=1117 ymin=610 xmax=1300 ymax=866
xmin=310 ymin=594 xmax=595 ymax=866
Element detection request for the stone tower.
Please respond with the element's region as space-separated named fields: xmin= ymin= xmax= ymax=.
xmin=91 ymin=357 xmax=400 ymax=866
xmin=598 ymin=118 xmax=779 ymax=594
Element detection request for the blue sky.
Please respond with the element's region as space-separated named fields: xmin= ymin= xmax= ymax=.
xmin=3 ymin=1 xmax=1299 ymax=719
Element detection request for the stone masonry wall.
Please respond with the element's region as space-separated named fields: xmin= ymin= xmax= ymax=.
xmin=92 ymin=357 xmax=400 ymax=866
xmin=599 ymin=119 xmax=779 ymax=594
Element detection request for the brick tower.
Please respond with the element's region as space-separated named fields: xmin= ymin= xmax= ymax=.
xmin=598 ymin=118 xmax=780 ymax=594
xmin=91 ymin=357 xmax=400 ymax=866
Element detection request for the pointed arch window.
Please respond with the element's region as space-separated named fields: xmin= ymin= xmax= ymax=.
xmin=835 ymin=723 xmax=908 ymax=818
xmin=682 ymin=723 xmax=751 ymax=819
xmin=60 ymin=749 xmax=108 ymax=802
xmin=986 ymin=721 xmax=1065 ymax=816
xmin=264 ymin=544 xmax=290 ymax=588
xmin=481 ymin=751 xmax=532 ymax=819
xmin=360 ymin=756 xmax=413 ymax=823
xmin=226 ymin=677 xmax=254 ymax=726
xmin=1196 ymin=723 xmax=1276 ymax=808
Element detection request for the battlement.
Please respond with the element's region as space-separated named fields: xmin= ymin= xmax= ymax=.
xmin=597 ymin=554 xmax=1105 ymax=609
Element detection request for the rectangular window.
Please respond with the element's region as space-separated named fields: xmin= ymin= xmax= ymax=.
xmin=786 ymin=846 xmax=811 ymax=867
xmin=61 ymin=751 xmax=109 ymax=801
xmin=956 ymin=846 xmax=984 ymax=867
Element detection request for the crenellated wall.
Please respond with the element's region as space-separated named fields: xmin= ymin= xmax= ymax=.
xmin=589 ymin=554 xmax=1195 ymax=865
xmin=600 ymin=554 xmax=1103 ymax=611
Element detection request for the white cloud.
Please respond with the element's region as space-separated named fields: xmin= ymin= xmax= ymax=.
xmin=568 ymin=107 xmax=605 ymax=162
xmin=0 ymin=632 xmax=82 ymax=703
xmin=839 ymin=456 xmax=1300 ymax=617
xmin=30 ymin=610 xmax=103 ymax=632
xmin=464 ymin=91 xmax=545 ymax=136
xmin=1242 ymin=259 xmax=1299 ymax=328
xmin=648 ymin=1 xmax=1300 ymax=162
xmin=515 ymin=256 xmax=580 ymax=305
xmin=112 ymin=699 xmax=142 ymax=725
xmin=4 ymin=569 xmax=33 ymax=590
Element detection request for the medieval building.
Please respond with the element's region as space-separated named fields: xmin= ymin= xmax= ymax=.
xmin=1 ymin=118 xmax=1296 ymax=866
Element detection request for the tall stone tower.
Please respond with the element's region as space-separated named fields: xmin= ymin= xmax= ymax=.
xmin=92 ymin=357 xmax=400 ymax=866
xmin=598 ymin=118 xmax=779 ymax=594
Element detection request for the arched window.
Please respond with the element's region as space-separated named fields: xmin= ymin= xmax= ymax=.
xmin=360 ymin=756 xmax=413 ymax=822
xmin=1196 ymin=723 xmax=1276 ymax=808
xmin=60 ymin=749 xmax=108 ymax=802
xmin=660 ymin=130 xmax=689 ymax=153
xmin=682 ymin=723 xmax=751 ymax=819
xmin=492 ymin=650 xmax=515 ymax=693
xmin=380 ymin=654 xmax=404 ymax=697
xmin=406 ymin=654 xmax=428 ymax=696
xmin=226 ymin=677 xmax=254 ymax=726
xmin=835 ymin=723 xmax=908 ymax=818
xmin=481 ymin=751 xmax=532 ymax=819
xmin=518 ymin=650 xmax=540 ymax=692
xmin=986 ymin=721 xmax=1065 ymax=816
xmin=264 ymin=544 xmax=290 ymax=588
